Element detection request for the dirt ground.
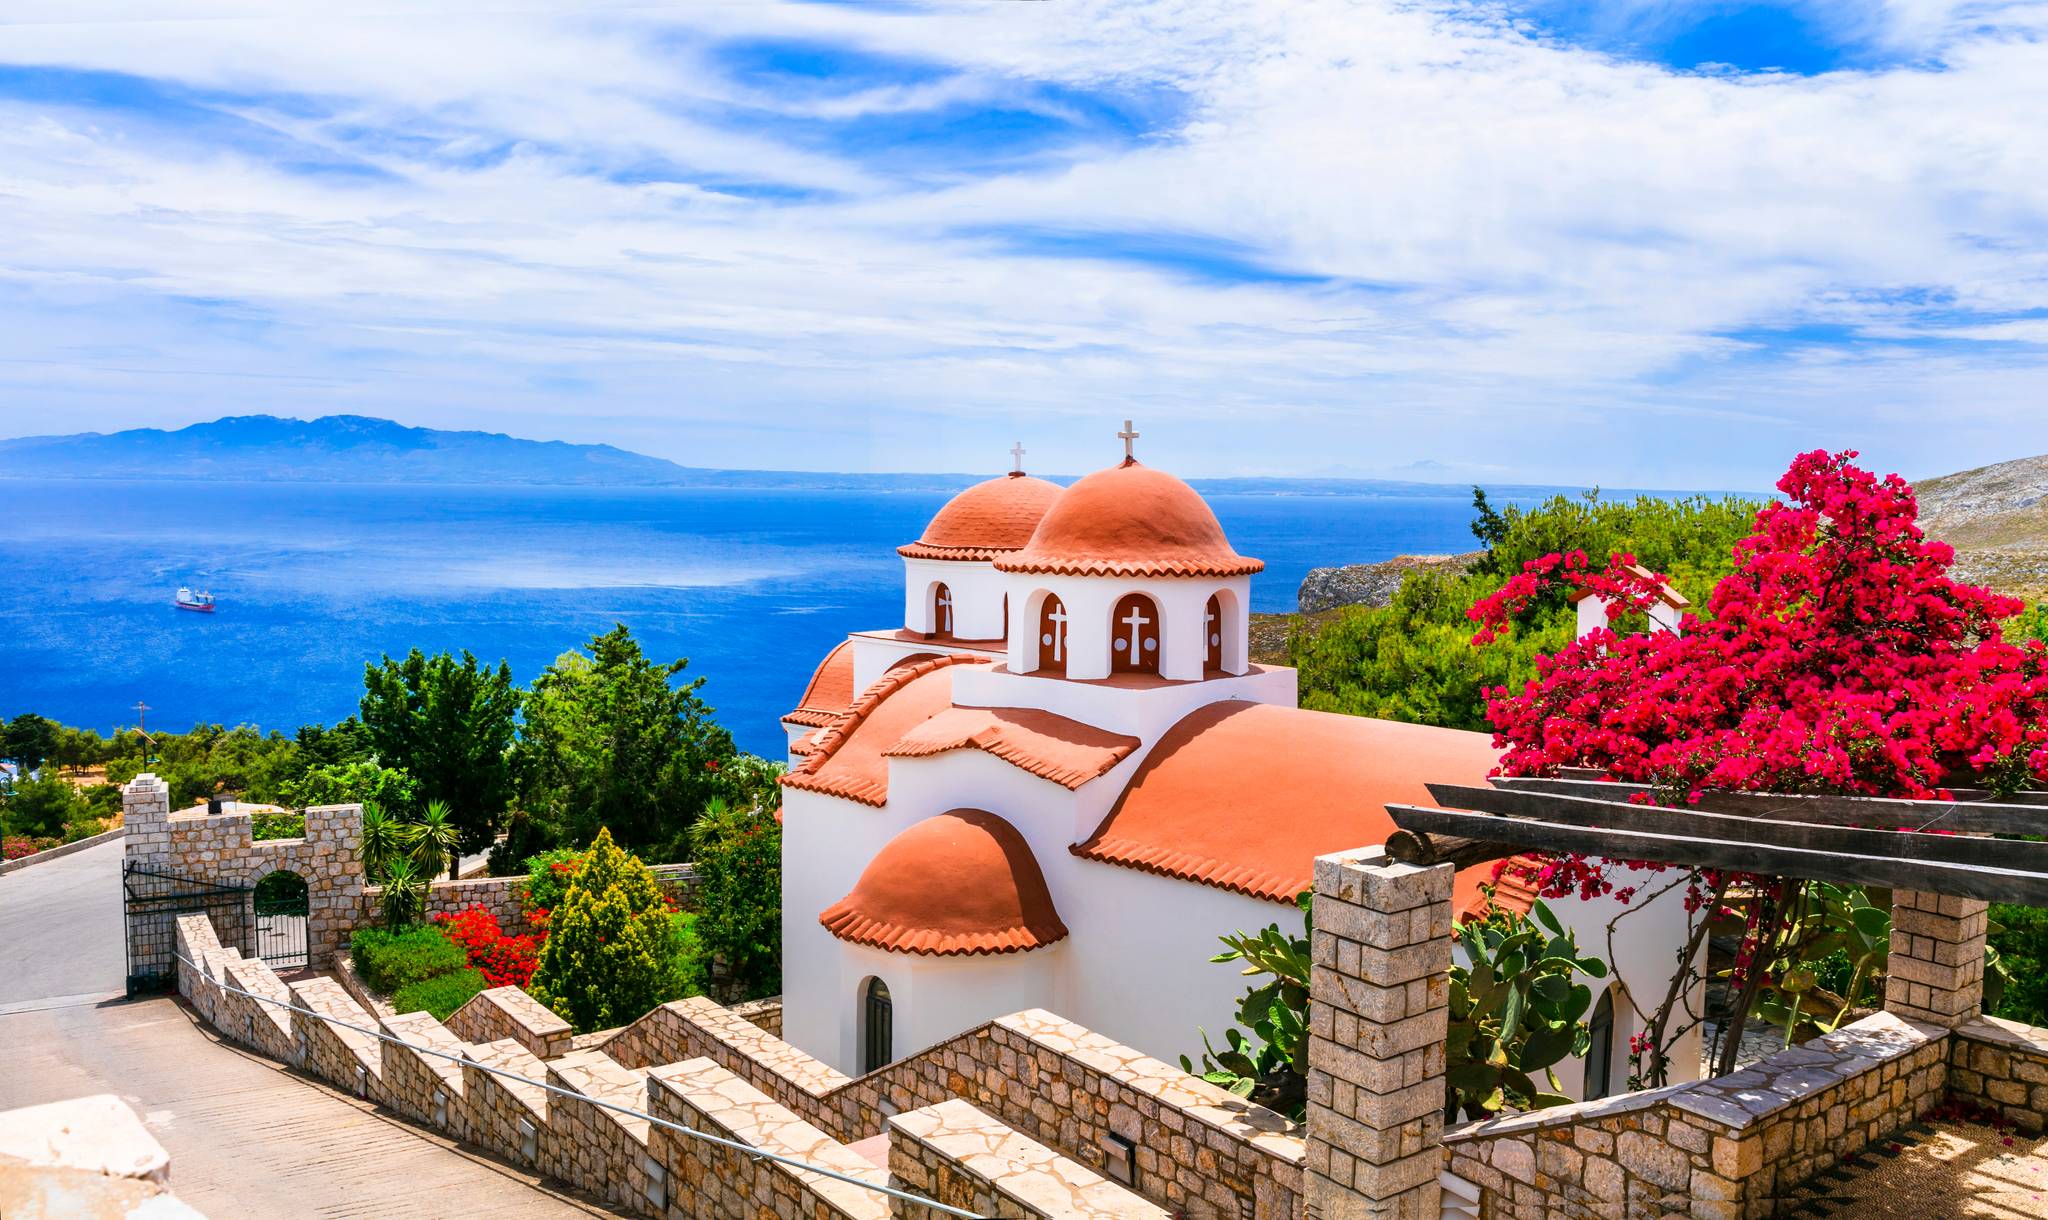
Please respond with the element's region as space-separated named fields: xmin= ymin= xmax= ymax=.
xmin=1778 ymin=1118 xmax=2048 ymax=1218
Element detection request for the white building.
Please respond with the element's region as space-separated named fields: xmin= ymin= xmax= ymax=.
xmin=778 ymin=440 xmax=1702 ymax=1102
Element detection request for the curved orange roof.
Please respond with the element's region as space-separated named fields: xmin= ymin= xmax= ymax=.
xmin=820 ymin=809 xmax=1068 ymax=955
xmin=994 ymin=461 xmax=1262 ymax=579
xmin=885 ymin=706 xmax=1139 ymax=789
xmin=783 ymin=640 xmax=857 ymax=728
xmin=781 ymin=655 xmax=986 ymax=806
xmin=898 ymin=474 xmax=1064 ymax=562
xmin=1073 ymin=702 xmax=1502 ymax=909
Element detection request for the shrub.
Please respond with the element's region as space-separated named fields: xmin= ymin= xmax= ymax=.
xmin=1991 ymin=903 xmax=2048 ymax=1027
xmin=521 ymin=846 xmax=587 ymax=916
xmin=689 ymin=799 xmax=781 ymax=999
xmin=530 ymin=828 xmax=685 ymax=1032
xmin=433 ymin=904 xmax=541 ymax=989
xmin=350 ymin=925 xmax=467 ymax=994
xmin=3 ymin=835 xmax=40 ymax=861
xmin=393 ymin=968 xmax=488 ymax=1021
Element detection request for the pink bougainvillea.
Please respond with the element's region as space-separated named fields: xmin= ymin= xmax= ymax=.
xmin=433 ymin=903 xmax=541 ymax=989
xmin=1472 ymin=449 xmax=2048 ymax=903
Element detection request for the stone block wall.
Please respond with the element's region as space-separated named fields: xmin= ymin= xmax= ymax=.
xmin=362 ymin=864 xmax=699 ymax=936
xmin=1443 ymin=1011 xmax=1950 ymax=1219
xmin=447 ymin=986 xmax=574 ymax=1060
xmin=1947 ymin=1015 xmax=2048 ymax=1134
xmin=886 ymin=1098 xmax=1169 ymax=1219
xmin=601 ymin=998 xmax=1306 ymax=1218
xmin=0 ymin=1094 xmax=204 ymax=1219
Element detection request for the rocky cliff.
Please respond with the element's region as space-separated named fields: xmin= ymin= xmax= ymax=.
xmin=1296 ymin=552 xmax=1484 ymax=613
xmin=1916 ymin=454 xmax=2048 ymax=600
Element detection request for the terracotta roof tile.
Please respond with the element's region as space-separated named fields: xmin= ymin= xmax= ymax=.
xmin=1072 ymin=702 xmax=1503 ymax=909
xmin=1461 ymin=855 xmax=1543 ymax=922
xmin=780 ymin=655 xmax=987 ymax=806
xmin=898 ymin=473 xmax=1063 ymax=561
xmin=884 ymin=706 xmax=1139 ymax=789
xmin=781 ymin=640 xmax=857 ymax=728
xmin=994 ymin=461 xmax=1262 ymax=579
xmin=820 ymin=809 xmax=1068 ymax=956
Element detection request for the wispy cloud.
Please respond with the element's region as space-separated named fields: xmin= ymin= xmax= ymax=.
xmin=0 ymin=0 xmax=2045 ymax=487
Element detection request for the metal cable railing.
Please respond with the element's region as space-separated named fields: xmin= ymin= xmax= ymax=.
xmin=172 ymin=952 xmax=983 ymax=1218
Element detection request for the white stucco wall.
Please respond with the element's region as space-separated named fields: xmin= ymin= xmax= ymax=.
xmin=901 ymin=557 xmax=1011 ymax=642
xmin=1002 ymin=573 xmax=1253 ymax=681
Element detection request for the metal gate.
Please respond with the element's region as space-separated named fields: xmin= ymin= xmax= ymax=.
xmin=253 ymin=872 xmax=310 ymax=972
xmin=122 ymin=865 xmax=250 ymax=997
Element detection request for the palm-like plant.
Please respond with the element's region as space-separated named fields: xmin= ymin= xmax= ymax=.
xmin=359 ymin=804 xmax=407 ymax=882
xmin=378 ymin=856 xmax=428 ymax=930
xmin=410 ymin=799 xmax=461 ymax=881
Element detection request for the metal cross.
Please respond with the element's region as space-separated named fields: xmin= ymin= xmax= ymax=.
xmin=1118 ymin=419 xmax=1139 ymax=462
xmin=1010 ymin=441 xmax=1026 ymax=474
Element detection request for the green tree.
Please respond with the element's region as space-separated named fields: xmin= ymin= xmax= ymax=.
xmin=689 ymin=798 xmax=782 ymax=1000
xmin=529 ymin=828 xmax=685 ymax=1031
xmin=279 ymin=760 xmax=418 ymax=813
xmin=361 ymin=650 xmax=519 ymax=863
xmin=3 ymin=713 xmax=60 ymax=774
xmin=1290 ymin=491 xmax=1762 ymax=729
xmin=0 ymin=774 xmax=86 ymax=840
xmin=513 ymin=625 xmax=735 ymax=853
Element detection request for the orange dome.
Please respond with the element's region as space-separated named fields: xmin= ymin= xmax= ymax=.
xmin=897 ymin=473 xmax=1063 ymax=562
xmin=994 ymin=461 xmax=1262 ymax=578
xmin=819 ymin=809 xmax=1068 ymax=956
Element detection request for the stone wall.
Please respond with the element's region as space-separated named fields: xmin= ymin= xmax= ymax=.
xmin=169 ymin=909 xmax=1297 ymax=1220
xmin=125 ymin=773 xmax=363 ymax=974
xmin=361 ymin=863 xmax=698 ymax=934
xmin=1443 ymin=1012 xmax=1950 ymax=1219
xmin=601 ymin=997 xmax=1306 ymax=1218
xmin=1947 ymin=1014 xmax=2048 ymax=1134
xmin=0 ymin=1094 xmax=204 ymax=1218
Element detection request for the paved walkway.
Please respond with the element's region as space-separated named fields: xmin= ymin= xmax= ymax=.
xmin=0 ymin=839 xmax=607 ymax=1217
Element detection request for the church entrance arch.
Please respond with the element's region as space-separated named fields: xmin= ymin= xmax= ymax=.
xmin=1110 ymin=593 xmax=1162 ymax=675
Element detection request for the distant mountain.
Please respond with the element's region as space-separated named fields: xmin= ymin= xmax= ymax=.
xmin=0 ymin=415 xmax=983 ymax=491
xmin=1916 ymin=453 xmax=2048 ymax=600
xmin=0 ymin=412 xmax=1708 ymax=501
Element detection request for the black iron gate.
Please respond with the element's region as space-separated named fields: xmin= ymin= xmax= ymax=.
xmin=122 ymin=865 xmax=250 ymax=997
xmin=253 ymin=871 xmax=310 ymax=972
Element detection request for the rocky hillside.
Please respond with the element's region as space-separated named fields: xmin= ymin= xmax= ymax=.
xmin=1916 ymin=454 xmax=2048 ymax=601
xmin=1296 ymin=552 xmax=1485 ymax=613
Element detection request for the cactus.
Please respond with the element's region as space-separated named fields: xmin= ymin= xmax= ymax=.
xmin=1446 ymin=897 xmax=1607 ymax=1119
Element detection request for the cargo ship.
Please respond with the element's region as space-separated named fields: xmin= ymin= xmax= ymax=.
xmin=174 ymin=586 xmax=216 ymax=613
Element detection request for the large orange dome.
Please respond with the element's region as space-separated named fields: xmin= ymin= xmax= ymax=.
xmin=897 ymin=473 xmax=1063 ymax=562
xmin=818 ymin=809 xmax=1067 ymax=955
xmin=994 ymin=461 xmax=1262 ymax=578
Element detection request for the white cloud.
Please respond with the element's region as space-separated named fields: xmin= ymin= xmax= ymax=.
xmin=0 ymin=0 xmax=2045 ymax=487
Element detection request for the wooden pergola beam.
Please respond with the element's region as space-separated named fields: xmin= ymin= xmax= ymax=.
xmin=1385 ymin=803 xmax=2048 ymax=906
xmin=1430 ymin=783 xmax=2048 ymax=875
xmin=1489 ymin=776 xmax=2048 ymax=836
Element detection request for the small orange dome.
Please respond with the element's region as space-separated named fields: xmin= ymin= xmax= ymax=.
xmin=898 ymin=474 xmax=1063 ymax=562
xmin=819 ymin=809 xmax=1068 ymax=956
xmin=995 ymin=462 xmax=1262 ymax=579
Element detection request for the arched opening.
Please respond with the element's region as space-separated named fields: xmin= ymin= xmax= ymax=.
xmin=253 ymin=869 xmax=309 ymax=972
xmin=928 ymin=582 xmax=954 ymax=640
xmin=1584 ymin=986 xmax=1616 ymax=1100
xmin=860 ymin=976 xmax=894 ymax=1074
xmin=1110 ymin=593 xmax=1162 ymax=675
xmin=1203 ymin=594 xmax=1224 ymax=673
xmin=1036 ymin=594 xmax=1069 ymax=677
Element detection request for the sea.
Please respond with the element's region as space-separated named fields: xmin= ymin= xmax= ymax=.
xmin=0 ymin=478 xmax=1507 ymax=757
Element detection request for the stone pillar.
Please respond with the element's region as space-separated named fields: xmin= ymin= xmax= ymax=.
xmin=1306 ymin=846 xmax=1453 ymax=1220
xmin=1885 ymin=890 xmax=1989 ymax=1028
xmin=121 ymin=772 xmax=171 ymax=871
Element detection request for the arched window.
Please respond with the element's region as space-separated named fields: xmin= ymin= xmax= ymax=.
xmin=1036 ymin=595 xmax=1069 ymax=677
xmin=1204 ymin=594 xmax=1224 ymax=673
xmin=1110 ymin=593 xmax=1161 ymax=675
xmin=1584 ymin=987 xmax=1615 ymax=1101
xmin=929 ymin=583 xmax=954 ymax=639
xmin=861 ymin=977 xmax=893 ymax=1074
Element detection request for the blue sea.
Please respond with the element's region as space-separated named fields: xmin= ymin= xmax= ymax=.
xmin=0 ymin=479 xmax=1501 ymax=756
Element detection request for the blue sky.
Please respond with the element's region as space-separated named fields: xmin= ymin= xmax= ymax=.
xmin=1 ymin=1 xmax=2046 ymax=488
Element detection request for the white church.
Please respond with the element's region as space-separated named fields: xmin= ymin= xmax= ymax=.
xmin=777 ymin=428 xmax=1703 ymax=1100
